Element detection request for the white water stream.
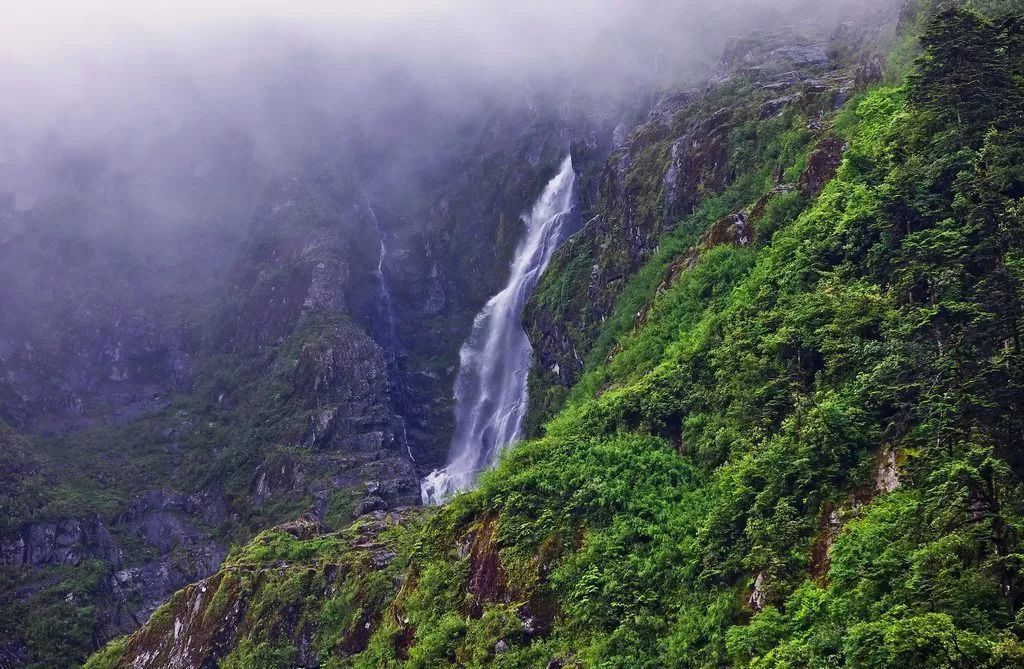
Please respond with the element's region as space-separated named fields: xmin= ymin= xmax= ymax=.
xmin=421 ymin=155 xmax=576 ymax=504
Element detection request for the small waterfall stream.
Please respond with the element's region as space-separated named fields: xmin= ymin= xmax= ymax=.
xmin=369 ymin=204 xmax=397 ymax=350
xmin=369 ymin=203 xmax=413 ymax=461
xmin=421 ymin=155 xmax=576 ymax=504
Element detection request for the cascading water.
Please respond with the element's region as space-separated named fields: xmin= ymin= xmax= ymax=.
xmin=369 ymin=203 xmax=398 ymax=353
xmin=421 ymin=155 xmax=576 ymax=505
xmin=369 ymin=203 xmax=413 ymax=461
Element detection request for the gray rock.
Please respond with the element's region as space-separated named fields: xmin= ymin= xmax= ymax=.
xmin=353 ymin=496 xmax=388 ymax=518
xmin=1 ymin=516 xmax=121 ymax=568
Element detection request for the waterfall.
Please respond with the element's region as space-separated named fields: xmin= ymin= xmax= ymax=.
xmin=369 ymin=204 xmax=397 ymax=348
xmin=421 ymin=155 xmax=576 ymax=505
xmin=369 ymin=203 xmax=413 ymax=462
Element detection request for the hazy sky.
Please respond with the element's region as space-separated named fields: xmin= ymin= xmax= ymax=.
xmin=0 ymin=1 xmax=686 ymax=158
xmin=2 ymin=0 xmax=861 ymax=65
xmin=3 ymin=0 xmax=872 ymax=121
xmin=0 ymin=0 xmax=895 ymax=328
xmin=5 ymin=1 xmax=623 ymax=62
xmin=1 ymin=0 xmax=892 ymax=217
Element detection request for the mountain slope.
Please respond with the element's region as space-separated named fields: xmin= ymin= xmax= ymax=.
xmin=522 ymin=3 xmax=901 ymax=430
xmin=85 ymin=3 xmax=1024 ymax=668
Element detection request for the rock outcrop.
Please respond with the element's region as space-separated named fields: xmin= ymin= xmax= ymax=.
xmin=104 ymin=509 xmax=420 ymax=669
xmin=1 ymin=516 xmax=120 ymax=568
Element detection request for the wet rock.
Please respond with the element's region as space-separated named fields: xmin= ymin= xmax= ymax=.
xmin=273 ymin=514 xmax=329 ymax=540
xmin=856 ymin=53 xmax=884 ymax=88
xmin=1 ymin=516 xmax=121 ymax=568
xmin=720 ymin=28 xmax=828 ymax=74
xmin=760 ymin=94 xmax=802 ymax=118
xmin=107 ymin=544 xmax=227 ymax=629
xmin=749 ymin=571 xmax=768 ymax=612
xmin=0 ymin=313 xmax=194 ymax=434
xmin=810 ymin=504 xmax=845 ymax=581
xmin=647 ymin=90 xmax=699 ymax=127
xmin=465 ymin=516 xmax=511 ymax=617
xmin=875 ymin=446 xmax=901 ymax=494
xmin=798 ymin=135 xmax=848 ymax=196
xmin=663 ymin=106 xmax=736 ymax=223
xmin=0 ymin=503 xmax=227 ymax=646
xmin=353 ymin=496 xmax=387 ymax=518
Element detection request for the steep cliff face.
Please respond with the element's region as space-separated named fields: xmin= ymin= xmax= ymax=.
xmin=0 ymin=126 xmax=265 ymax=437
xmin=0 ymin=203 xmax=196 ymax=435
xmin=202 ymin=160 xmax=421 ymax=514
xmin=374 ymin=100 xmax=632 ymax=470
xmin=0 ymin=86 xmax=630 ymax=665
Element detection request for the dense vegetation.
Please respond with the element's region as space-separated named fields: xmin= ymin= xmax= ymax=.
xmin=351 ymin=6 xmax=1024 ymax=667
xmin=87 ymin=4 xmax=1024 ymax=667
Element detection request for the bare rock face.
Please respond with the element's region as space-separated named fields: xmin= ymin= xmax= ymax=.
xmin=799 ymin=135 xmax=848 ymax=195
xmin=260 ymin=316 xmax=422 ymax=513
xmin=108 ymin=545 xmax=227 ymax=631
xmin=719 ymin=27 xmax=829 ymax=74
xmin=0 ymin=312 xmax=192 ymax=435
xmin=293 ymin=323 xmax=397 ymax=448
xmin=749 ymin=571 xmax=768 ymax=612
xmin=1 ymin=490 xmax=229 ymax=643
xmin=210 ymin=164 xmax=421 ymax=515
xmin=1 ymin=517 xmax=120 ymax=568
xmin=0 ymin=190 xmax=200 ymax=436
xmin=221 ymin=171 xmax=366 ymax=353
xmin=464 ymin=516 xmax=511 ymax=617
xmin=874 ymin=446 xmax=901 ymax=494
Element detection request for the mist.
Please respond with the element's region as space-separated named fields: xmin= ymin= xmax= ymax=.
xmin=2 ymin=0 xmax=891 ymax=149
xmin=0 ymin=0 xmax=893 ymax=311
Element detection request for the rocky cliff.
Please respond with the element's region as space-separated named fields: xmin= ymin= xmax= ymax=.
xmin=0 ymin=84 xmax=630 ymax=665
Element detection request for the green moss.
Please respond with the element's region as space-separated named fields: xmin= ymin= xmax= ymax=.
xmin=148 ymin=600 xmax=176 ymax=630
xmin=205 ymin=573 xmax=243 ymax=625
xmin=220 ymin=639 xmax=298 ymax=669
xmin=227 ymin=529 xmax=347 ymax=566
xmin=81 ymin=636 xmax=128 ymax=669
